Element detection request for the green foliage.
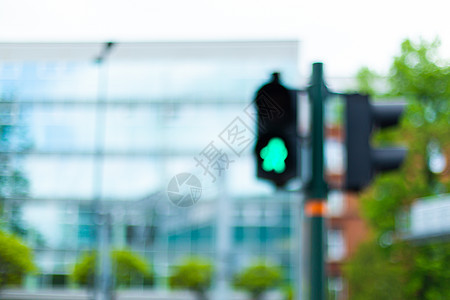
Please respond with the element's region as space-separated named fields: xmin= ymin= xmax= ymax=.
xmin=111 ymin=249 xmax=153 ymax=287
xmin=348 ymin=38 xmax=450 ymax=300
xmin=0 ymin=229 xmax=36 ymax=290
xmin=169 ymin=256 xmax=213 ymax=297
xmin=355 ymin=66 xmax=381 ymax=96
xmin=344 ymin=241 xmax=405 ymax=300
xmin=347 ymin=240 xmax=450 ymax=300
xmin=357 ymin=37 xmax=450 ymax=235
xmin=71 ymin=251 xmax=96 ymax=287
xmin=0 ymin=112 xmax=31 ymax=238
xmin=71 ymin=249 xmax=153 ymax=288
xmin=283 ymin=285 xmax=294 ymax=300
xmin=389 ymin=38 xmax=450 ymax=104
xmin=233 ymin=261 xmax=282 ymax=300
xmin=405 ymin=242 xmax=450 ymax=299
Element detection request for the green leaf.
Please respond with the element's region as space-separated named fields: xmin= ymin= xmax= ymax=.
xmin=232 ymin=260 xmax=282 ymax=299
xmin=168 ymin=256 xmax=213 ymax=293
xmin=0 ymin=229 xmax=36 ymax=290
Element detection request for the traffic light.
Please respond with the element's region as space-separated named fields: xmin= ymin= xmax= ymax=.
xmin=254 ymin=73 xmax=298 ymax=187
xmin=344 ymin=93 xmax=407 ymax=190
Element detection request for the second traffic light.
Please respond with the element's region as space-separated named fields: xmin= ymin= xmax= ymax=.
xmin=254 ymin=73 xmax=299 ymax=187
xmin=345 ymin=94 xmax=407 ymax=191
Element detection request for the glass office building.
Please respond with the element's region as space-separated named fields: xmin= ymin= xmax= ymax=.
xmin=0 ymin=41 xmax=305 ymax=291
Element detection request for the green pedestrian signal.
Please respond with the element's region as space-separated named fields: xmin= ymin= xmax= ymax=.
xmin=254 ymin=72 xmax=298 ymax=187
xmin=260 ymin=138 xmax=288 ymax=173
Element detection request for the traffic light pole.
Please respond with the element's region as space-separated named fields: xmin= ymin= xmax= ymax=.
xmin=306 ymin=63 xmax=327 ymax=300
xmin=254 ymin=63 xmax=406 ymax=300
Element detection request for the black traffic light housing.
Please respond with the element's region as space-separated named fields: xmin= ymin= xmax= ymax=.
xmin=254 ymin=73 xmax=299 ymax=187
xmin=345 ymin=94 xmax=407 ymax=190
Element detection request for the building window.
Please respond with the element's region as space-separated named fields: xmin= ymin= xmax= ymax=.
xmin=327 ymin=190 xmax=344 ymax=216
xmin=234 ymin=226 xmax=244 ymax=244
xmin=327 ymin=229 xmax=345 ymax=261
xmin=242 ymin=204 xmax=262 ymax=225
xmin=328 ymin=276 xmax=344 ymax=300
xmin=51 ymin=274 xmax=67 ymax=287
xmin=325 ymin=139 xmax=344 ymax=174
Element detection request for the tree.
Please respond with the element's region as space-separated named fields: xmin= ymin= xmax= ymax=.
xmin=0 ymin=120 xmax=31 ymax=238
xmin=345 ymin=38 xmax=450 ymax=300
xmin=0 ymin=229 xmax=36 ymax=291
xmin=283 ymin=285 xmax=294 ymax=300
xmin=71 ymin=249 xmax=153 ymax=289
xmin=232 ymin=261 xmax=282 ymax=300
xmin=169 ymin=256 xmax=213 ymax=300
xmin=111 ymin=249 xmax=154 ymax=287
xmin=344 ymin=241 xmax=405 ymax=300
xmin=355 ymin=66 xmax=382 ymax=96
xmin=71 ymin=251 xmax=96 ymax=287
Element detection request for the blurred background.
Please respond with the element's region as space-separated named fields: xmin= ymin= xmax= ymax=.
xmin=0 ymin=1 xmax=449 ymax=300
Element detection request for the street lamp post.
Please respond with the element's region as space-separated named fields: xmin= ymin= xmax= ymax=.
xmin=93 ymin=42 xmax=115 ymax=300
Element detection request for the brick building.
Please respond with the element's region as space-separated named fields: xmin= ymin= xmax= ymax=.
xmin=325 ymin=124 xmax=370 ymax=300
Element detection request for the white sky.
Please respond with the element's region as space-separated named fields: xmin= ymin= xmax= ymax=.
xmin=0 ymin=0 xmax=448 ymax=77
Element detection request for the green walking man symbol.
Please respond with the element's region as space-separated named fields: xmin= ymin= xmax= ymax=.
xmin=260 ymin=138 xmax=288 ymax=173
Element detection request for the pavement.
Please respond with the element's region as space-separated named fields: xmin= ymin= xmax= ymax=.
xmin=0 ymin=289 xmax=284 ymax=300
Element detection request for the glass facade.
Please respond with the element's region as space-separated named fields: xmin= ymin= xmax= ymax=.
xmin=0 ymin=41 xmax=304 ymax=291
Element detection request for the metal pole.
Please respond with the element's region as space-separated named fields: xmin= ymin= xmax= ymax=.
xmin=294 ymin=191 xmax=305 ymax=300
xmin=306 ymin=63 xmax=327 ymax=300
xmin=215 ymin=172 xmax=231 ymax=300
xmin=93 ymin=42 xmax=115 ymax=300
